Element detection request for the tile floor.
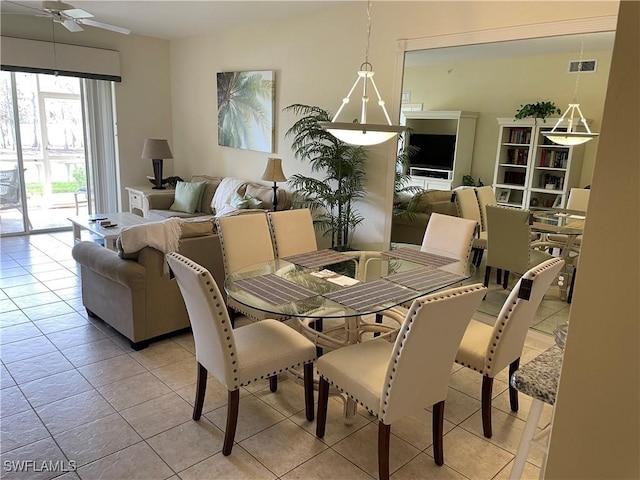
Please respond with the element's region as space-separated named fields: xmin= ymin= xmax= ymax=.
xmin=0 ymin=232 xmax=569 ymax=480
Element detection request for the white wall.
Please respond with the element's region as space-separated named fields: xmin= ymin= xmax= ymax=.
xmin=545 ymin=1 xmax=639 ymax=477
xmin=403 ymin=47 xmax=612 ymax=187
xmin=169 ymin=1 xmax=618 ymax=248
xmin=1 ymin=2 xmax=618 ymax=243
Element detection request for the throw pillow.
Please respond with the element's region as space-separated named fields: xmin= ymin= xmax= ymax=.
xmin=170 ymin=181 xmax=206 ymax=214
xmin=191 ymin=175 xmax=223 ymax=214
xmin=230 ymin=192 xmax=264 ymax=210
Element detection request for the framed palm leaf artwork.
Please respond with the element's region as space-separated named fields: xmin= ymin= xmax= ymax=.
xmin=217 ymin=70 xmax=275 ymax=153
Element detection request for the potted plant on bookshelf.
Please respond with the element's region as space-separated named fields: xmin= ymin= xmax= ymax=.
xmin=514 ymin=101 xmax=561 ymax=123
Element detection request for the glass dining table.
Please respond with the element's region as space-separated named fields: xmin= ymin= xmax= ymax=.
xmin=530 ymin=208 xmax=585 ymax=301
xmin=225 ymin=247 xmax=474 ymax=420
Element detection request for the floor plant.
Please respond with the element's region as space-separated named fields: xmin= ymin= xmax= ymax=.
xmin=284 ymin=104 xmax=367 ymax=250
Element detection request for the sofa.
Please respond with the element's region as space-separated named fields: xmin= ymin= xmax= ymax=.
xmin=144 ymin=175 xmax=292 ymax=221
xmin=391 ymin=190 xmax=458 ymax=245
xmin=71 ymin=219 xmax=225 ymax=350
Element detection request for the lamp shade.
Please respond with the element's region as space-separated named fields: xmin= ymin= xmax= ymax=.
xmin=141 ymin=139 xmax=173 ymax=159
xmin=261 ymin=157 xmax=287 ymax=182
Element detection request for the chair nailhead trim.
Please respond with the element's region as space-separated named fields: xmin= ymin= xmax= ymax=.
xmin=239 ymin=358 xmax=316 ymax=388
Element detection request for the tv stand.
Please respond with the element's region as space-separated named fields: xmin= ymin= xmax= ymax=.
xmin=401 ymin=111 xmax=478 ymax=191
xmin=409 ymin=167 xmax=453 ymax=190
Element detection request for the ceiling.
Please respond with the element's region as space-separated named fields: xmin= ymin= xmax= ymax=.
xmin=1 ymin=1 xmax=347 ymax=40
xmin=2 ymin=1 xmax=615 ymax=59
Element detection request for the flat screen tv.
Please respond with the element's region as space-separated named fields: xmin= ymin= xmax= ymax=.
xmin=407 ymin=133 xmax=456 ymax=170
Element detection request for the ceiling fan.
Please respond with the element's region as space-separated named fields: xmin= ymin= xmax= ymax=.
xmin=18 ymin=1 xmax=131 ymax=35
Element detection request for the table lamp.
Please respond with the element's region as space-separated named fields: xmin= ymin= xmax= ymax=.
xmin=141 ymin=139 xmax=173 ymax=190
xmin=261 ymin=157 xmax=287 ymax=211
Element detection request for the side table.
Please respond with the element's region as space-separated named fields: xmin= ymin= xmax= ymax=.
xmin=125 ymin=185 xmax=174 ymax=217
xmin=509 ymin=345 xmax=564 ymax=479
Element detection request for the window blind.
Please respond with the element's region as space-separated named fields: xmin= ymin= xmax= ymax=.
xmin=1 ymin=36 xmax=121 ymax=82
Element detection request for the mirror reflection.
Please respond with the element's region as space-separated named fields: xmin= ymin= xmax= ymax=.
xmin=392 ymin=32 xmax=614 ymax=244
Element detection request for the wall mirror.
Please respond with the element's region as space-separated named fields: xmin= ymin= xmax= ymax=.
xmin=390 ymin=17 xmax=616 ymax=246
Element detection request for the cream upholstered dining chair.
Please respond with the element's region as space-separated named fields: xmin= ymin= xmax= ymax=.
xmin=454 ymin=188 xmax=486 ymax=266
xmin=166 ymin=252 xmax=316 ymax=456
xmin=374 ymin=211 xmax=478 ymax=327
xmin=547 ymin=187 xmax=590 ymax=253
xmin=267 ymin=208 xmax=317 ymax=258
xmin=484 ymin=205 xmax=554 ymax=289
xmin=316 ymin=284 xmax=487 ymax=480
xmin=455 ymin=257 xmax=564 ymax=438
xmin=421 ymin=212 xmax=477 ymax=271
xmin=216 ymin=213 xmax=278 ymax=321
xmin=475 ymin=185 xmax=497 ymax=232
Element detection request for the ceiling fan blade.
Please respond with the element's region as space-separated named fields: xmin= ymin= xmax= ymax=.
xmin=62 ymin=18 xmax=84 ymax=32
xmin=63 ymin=8 xmax=93 ymax=19
xmin=78 ymin=18 xmax=130 ymax=35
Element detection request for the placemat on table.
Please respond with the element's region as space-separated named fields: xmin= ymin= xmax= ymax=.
xmin=322 ymin=280 xmax=410 ymax=313
xmin=382 ymin=248 xmax=458 ymax=267
xmin=233 ymin=274 xmax=315 ymax=306
xmin=282 ymin=249 xmax=351 ymax=268
xmin=384 ymin=267 xmax=465 ymax=292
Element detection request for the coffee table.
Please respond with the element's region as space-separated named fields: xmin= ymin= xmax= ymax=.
xmin=68 ymin=212 xmax=150 ymax=251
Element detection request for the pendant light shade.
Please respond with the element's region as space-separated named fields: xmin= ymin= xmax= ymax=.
xmin=320 ymin=2 xmax=404 ymax=146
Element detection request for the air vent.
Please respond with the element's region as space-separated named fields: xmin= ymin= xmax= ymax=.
xmin=568 ymin=59 xmax=597 ymax=73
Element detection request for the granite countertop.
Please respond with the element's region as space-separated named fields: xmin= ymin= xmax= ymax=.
xmin=510 ymin=345 xmax=564 ymax=405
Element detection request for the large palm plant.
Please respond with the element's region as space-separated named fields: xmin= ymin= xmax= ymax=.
xmin=284 ymin=104 xmax=367 ymax=249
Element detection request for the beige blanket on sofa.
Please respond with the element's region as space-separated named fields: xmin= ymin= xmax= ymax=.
xmin=120 ymin=218 xmax=184 ymax=272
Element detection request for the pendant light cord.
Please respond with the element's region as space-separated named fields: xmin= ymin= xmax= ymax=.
xmin=572 ymin=37 xmax=585 ymax=103
xmin=364 ymin=0 xmax=372 ymax=66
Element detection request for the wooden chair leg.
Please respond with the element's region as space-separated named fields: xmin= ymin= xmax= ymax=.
xmin=313 ymin=318 xmax=324 ymax=358
xmin=497 ymin=268 xmax=502 ymax=284
xmin=502 ymin=270 xmax=510 ymax=289
xmin=568 ymin=265 xmax=577 ymax=303
xmin=193 ymin=362 xmax=207 ymax=420
xmin=483 ymin=266 xmax=492 ymax=287
xmin=378 ymin=421 xmax=391 ymax=480
xmin=509 ymin=358 xmax=520 ymax=412
xmin=303 ymin=362 xmax=314 ymax=421
xmin=475 ymin=249 xmax=484 ymax=267
xmin=269 ymin=375 xmax=277 ymax=392
xmin=316 ymin=377 xmax=329 ymax=437
xmin=482 ymin=376 xmax=494 ymax=438
xmin=223 ymin=389 xmax=240 ymax=455
xmin=432 ymin=400 xmax=445 ymax=465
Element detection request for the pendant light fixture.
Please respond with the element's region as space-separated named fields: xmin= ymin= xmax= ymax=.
xmin=542 ymin=38 xmax=599 ymax=146
xmin=319 ymin=0 xmax=404 ymax=146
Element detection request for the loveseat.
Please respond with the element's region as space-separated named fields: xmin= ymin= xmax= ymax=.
xmin=144 ymin=175 xmax=291 ymax=221
xmin=71 ymin=220 xmax=225 ymax=350
xmin=391 ymin=190 xmax=458 ymax=245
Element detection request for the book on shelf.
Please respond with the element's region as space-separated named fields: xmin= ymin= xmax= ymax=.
xmin=508 ymin=128 xmax=532 ymax=144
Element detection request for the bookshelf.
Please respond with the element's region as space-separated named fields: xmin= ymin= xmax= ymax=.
xmin=492 ymin=118 xmax=585 ymax=209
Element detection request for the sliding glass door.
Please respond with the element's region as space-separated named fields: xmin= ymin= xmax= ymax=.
xmin=0 ymin=71 xmax=96 ymax=235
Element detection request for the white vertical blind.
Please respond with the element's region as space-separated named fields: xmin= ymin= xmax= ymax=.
xmin=83 ymin=79 xmax=119 ymax=213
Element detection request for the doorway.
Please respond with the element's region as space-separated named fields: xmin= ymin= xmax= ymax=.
xmin=0 ymin=71 xmax=95 ymax=235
